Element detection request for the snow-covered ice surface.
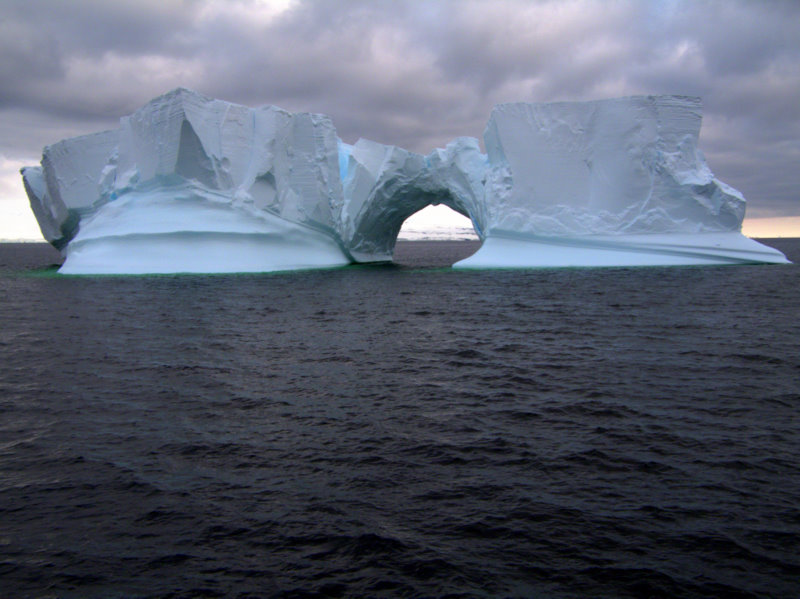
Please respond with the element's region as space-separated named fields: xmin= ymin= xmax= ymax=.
xmin=21 ymin=90 xmax=788 ymax=273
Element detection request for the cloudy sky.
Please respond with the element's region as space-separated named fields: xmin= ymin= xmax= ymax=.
xmin=1 ymin=0 xmax=799 ymax=239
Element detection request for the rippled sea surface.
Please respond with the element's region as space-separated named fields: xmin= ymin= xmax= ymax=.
xmin=1 ymin=240 xmax=799 ymax=599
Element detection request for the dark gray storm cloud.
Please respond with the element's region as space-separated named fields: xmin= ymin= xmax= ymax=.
xmin=1 ymin=0 xmax=798 ymax=217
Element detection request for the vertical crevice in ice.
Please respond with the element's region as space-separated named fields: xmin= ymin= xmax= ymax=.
xmin=176 ymin=119 xmax=217 ymax=188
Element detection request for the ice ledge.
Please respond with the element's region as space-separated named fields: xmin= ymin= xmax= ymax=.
xmin=60 ymin=231 xmax=350 ymax=275
xmin=455 ymin=232 xmax=790 ymax=269
xmin=59 ymin=187 xmax=350 ymax=274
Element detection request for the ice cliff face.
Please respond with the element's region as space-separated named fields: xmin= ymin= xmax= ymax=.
xmin=481 ymin=96 xmax=744 ymax=237
xmin=21 ymin=89 xmax=788 ymax=273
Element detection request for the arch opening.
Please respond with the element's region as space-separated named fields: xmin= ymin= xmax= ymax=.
xmin=398 ymin=204 xmax=480 ymax=242
xmin=339 ymin=137 xmax=487 ymax=264
xmin=344 ymin=183 xmax=482 ymax=263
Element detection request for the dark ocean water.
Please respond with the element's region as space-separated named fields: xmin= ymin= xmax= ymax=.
xmin=1 ymin=239 xmax=799 ymax=599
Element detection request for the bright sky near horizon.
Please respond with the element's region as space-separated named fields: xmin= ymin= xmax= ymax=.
xmin=1 ymin=0 xmax=798 ymax=240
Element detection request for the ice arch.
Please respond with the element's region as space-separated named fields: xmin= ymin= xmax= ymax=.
xmin=338 ymin=137 xmax=488 ymax=262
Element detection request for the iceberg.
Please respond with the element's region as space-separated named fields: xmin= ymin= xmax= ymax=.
xmin=455 ymin=96 xmax=787 ymax=268
xmin=21 ymin=89 xmax=788 ymax=274
xmin=22 ymin=88 xmax=350 ymax=274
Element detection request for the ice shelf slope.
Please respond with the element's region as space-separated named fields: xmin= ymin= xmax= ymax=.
xmin=22 ymin=90 xmax=788 ymax=273
xmin=454 ymin=95 xmax=788 ymax=267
